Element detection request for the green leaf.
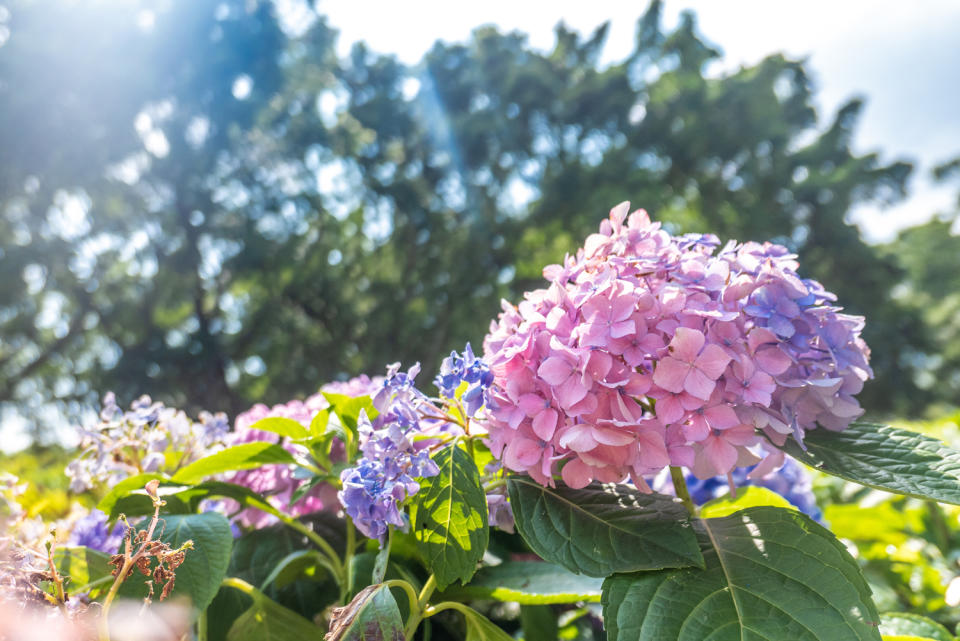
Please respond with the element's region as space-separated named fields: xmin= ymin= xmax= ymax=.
xmin=602 ymin=506 xmax=881 ymax=641
xmin=227 ymin=591 xmax=325 ymax=641
xmin=54 ymin=546 xmax=113 ymax=599
xmin=879 ymin=613 xmax=955 ymax=641
xmin=699 ymin=486 xmax=796 ymax=518
xmin=249 ymin=416 xmax=310 ymax=440
xmin=308 ymin=410 xmax=330 ymax=437
xmin=521 ymin=605 xmax=558 ymax=641
xmin=326 ymin=584 xmax=404 ymax=641
xmin=120 ymin=512 xmax=233 ymax=614
xmin=97 ymin=472 xmax=166 ymax=516
xmin=322 ymin=393 xmax=377 ymax=431
xmin=777 ymin=422 xmax=960 ymax=505
xmin=443 ymin=560 xmax=603 ymax=604
xmin=410 ymin=444 xmax=489 ymax=590
xmin=507 ymin=477 xmax=704 ymax=577
xmin=259 ymin=550 xmax=333 ymax=591
xmin=882 ymin=637 xmax=944 ymax=641
xmin=228 ymin=524 xmax=341 ymax=622
xmin=171 ymin=442 xmax=297 ymax=484
xmin=206 ymin=585 xmax=253 ymax=641
xmin=464 ymin=609 xmax=515 ymax=641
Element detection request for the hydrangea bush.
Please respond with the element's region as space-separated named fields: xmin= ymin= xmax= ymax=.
xmin=4 ymin=204 xmax=960 ymax=641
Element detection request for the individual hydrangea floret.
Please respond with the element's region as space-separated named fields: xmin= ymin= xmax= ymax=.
xmin=481 ymin=202 xmax=871 ymax=489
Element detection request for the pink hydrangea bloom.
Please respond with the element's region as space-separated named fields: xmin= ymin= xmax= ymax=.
xmin=481 ymin=202 xmax=871 ymax=488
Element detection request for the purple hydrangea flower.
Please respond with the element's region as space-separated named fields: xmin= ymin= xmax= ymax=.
xmin=435 ymin=344 xmax=495 ymax=417
xmin=66 ymin=509 xmax=124 ymax=554
xmin=673 ymin=456 xmax=822 ymax=522
xmin=66 ymin=393 xmax=230 ymax=494
xmin=339 ymin=410 xmax=440 ymax=543
xmin=339 ymin=364 xmax=454 ymax=544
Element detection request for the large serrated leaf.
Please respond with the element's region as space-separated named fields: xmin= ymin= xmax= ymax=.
xmin=410 ymin=444 xmax=489 ymax=590
xmin=507 ymin=477 xmax=703 ymax=577
xmin=227 ymin=591 xmax=325 ymax=641
xmin=602 ymin=506 xmax=881 ymax=641
xmin=777 ymin=422 xmax=960 ymax=505
xmin=879 ymin=613 xmax=955 ymax=641
xmin=171 ymin=442 xmax=297 ymax=484
xmin=120 ymin=512 xmax=233 ymax=614
xmin=443 ymin=560 xmax=602 ymax=604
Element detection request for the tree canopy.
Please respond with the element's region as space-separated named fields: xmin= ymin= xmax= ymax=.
xmin=0 ymin=0 xmax=955 ymax=438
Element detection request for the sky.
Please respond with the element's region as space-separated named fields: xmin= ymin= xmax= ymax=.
xmin=315 ymin=0 xmax=960 ymax=242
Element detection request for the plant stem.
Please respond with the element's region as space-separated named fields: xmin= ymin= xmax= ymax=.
xmin=45 ymin=540 xmax=68 ymax=616
xmin=670 ymin=466 xmax=697 ymax=516
xmin=98 ymin=556 xmax=133 ymax=641
xmin=422 ymin=601 xmax=474 ymax=618
xmin=402 ymin=574 xmax=438 ymax=641
xmin=343 ymin=520 xmax=357 ymax=601
xmin=197 ymin=608 xmax=208 ymax=641
xmin=417 ymin=574 xmax=437 ymax=610
xmin=371 ymin=526 xmax=390 ymax=587
xmin=222 ymin=576 xmax=259 ymax=598
xmin=383 ymin=579 xmax=419 ymax=616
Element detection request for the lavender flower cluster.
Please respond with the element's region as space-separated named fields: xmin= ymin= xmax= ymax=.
xmin=338 ymin=356 xmax=511 ymax=544
xmin=66 ymin=393 xmax=229 ymax=494
xmin=481 ymin=203 xmax=872 ymax=489
xmin=339 ymin=364 xmax=443 ymax=543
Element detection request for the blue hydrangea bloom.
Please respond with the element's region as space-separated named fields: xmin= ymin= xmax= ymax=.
xmin=684 ymin=456 xmax=822 ymax=522
xmin=434 ymin=343 xmax=495 ymax=416
xmin=340 ymin=365 xmax=442 ymax=544
xmin=67 ymin=509 xmax=124 ymax=554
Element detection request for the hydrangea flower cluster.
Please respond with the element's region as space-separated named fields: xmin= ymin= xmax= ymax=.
xmin=339 ymin=410 xmax=440 ymax=542
xmin=223 ymin=375 xmax=383 ymax=529
xmin=654 ymin=456 xmax=822 ymax=521
xmin=338 ymin=358 xmax=512 ymax=543
xmin=482 ymin=203 xmax=871 ymax=488
xmin=339 ymin=364 xmax=444 ymax=543
xmin=66 ymin=393 xmax=229 ymax=493
xmin=65 ymin=509 xmax=125 ymax=555
xmin=434 ymin=343 xmax=495 ymax=417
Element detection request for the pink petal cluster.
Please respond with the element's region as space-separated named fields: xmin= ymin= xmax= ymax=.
xmin=481 ymin=203 xmax=871 ymax=488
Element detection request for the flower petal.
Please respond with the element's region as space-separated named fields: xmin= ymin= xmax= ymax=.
xmin=532 ymin=408 xmax=559 ymax=441
xmin=683 ymin=367 xmax=716 ymax=400
xmin=561 ymin=458 xmax=594 ymax=489
xmin=537 ymin=356 xmax=573 ymax=385
xmin=694 ymin=344 xmax=732 ymax=380
xmin=652 ymin=357 xmax=690 ymax=394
